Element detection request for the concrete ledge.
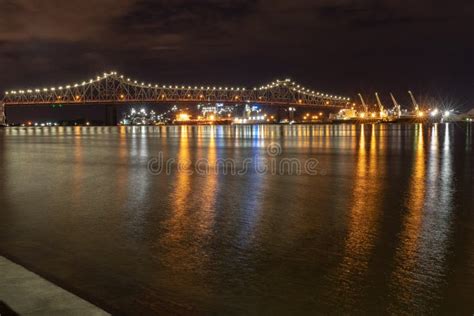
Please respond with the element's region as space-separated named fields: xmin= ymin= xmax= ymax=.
xmin=0 ymin=256 xmax=109 ymax=316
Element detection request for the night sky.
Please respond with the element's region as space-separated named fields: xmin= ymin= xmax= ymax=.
xmin=1 ymin=0 xmax=473 ymax=121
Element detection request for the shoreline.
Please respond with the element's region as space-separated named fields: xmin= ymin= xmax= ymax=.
xmin=2 ymin=120 xmax=472 ymax=128
xmin=0 ymin=254 xmax=111 ymax=316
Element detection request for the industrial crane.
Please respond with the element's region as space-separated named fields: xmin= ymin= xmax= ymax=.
xmin=375 ymin=92 xmax=385 ymax=116
xmin=390 ymin=93 xmax=401 ymax=117
xmin=408 ymin=91 xmax=419 ymax=112
xmin=358 ymin=93 xmax=368 ymax=113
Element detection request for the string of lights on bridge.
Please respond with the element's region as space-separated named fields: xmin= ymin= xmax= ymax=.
xmin=4 ymin=71 xmax=350 ymax=102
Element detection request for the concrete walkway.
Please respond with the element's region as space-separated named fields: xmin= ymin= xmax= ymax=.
xmin=0 ymin=256 xmax=109 ymax=315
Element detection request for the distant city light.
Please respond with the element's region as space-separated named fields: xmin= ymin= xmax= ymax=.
xmin=176 ymin=113 xmax=191 ymax=122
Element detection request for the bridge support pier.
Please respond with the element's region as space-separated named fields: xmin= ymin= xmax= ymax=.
xmin=276 ymin=105 xmax=296 ymax=123
xmin=288 ymin=106 xmax=296 ymax=122
xmin=105 ymin=105 xmax=118 ymax=126
xmin=277 ymin=105 xmax=288 ymax=123
xmin=0 ymin=103 xmax=6 ymax=126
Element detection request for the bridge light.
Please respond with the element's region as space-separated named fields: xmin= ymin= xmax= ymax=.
xmin=134 ymin=81 xmax=138 ymax=84
xmin=66 ymin=85 xmax=71 ymax=89
xmin=51 ymin=88 xmax=55 ymax=91
xmin=5 ymin=92 xmax=8 ymax=95
xmin=120 ymin=94 xmax=125 ymax=100
xmin=58 ymin=86 xmax=63 ymax=90
xmin=43 ymin=88 xmax=48 ymax=92
xmin=75 ymin=95 xmax=81 ymax=100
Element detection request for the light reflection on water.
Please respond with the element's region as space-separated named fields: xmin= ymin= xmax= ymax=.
xmin=331 ymin=124 xmax=385 ymax=313
xmin=0 ymin=124 xmax=473 ymax=315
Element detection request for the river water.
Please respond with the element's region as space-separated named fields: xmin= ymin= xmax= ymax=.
xmin=0 ymin=124 xmax=472 ymax=315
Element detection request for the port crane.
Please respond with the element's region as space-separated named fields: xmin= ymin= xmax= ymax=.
xmin=390 ymin=93 xmax=401 ymax=117
xmin=358 ymin=93 xmax=368 ymax=113
xmin=408 ymin=91 xmax=419 ymax=112
xmin=375 ymin=92 xmax=385 ymax=115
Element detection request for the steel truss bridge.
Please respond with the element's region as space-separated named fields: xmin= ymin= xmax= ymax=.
xmin=1 ymin=71 xmax=350 ymax=125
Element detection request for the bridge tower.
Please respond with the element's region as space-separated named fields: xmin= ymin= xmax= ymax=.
xmin=0 ymin=103 xmax=5 ymax=126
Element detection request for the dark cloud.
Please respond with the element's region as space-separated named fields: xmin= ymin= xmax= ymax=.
xmin=0 ymin=0 xmax=135 ymax=41
xmin=1 ymin=0 xmax=473 ymax=108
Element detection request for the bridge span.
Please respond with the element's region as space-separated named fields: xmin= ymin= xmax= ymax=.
xmin=1 ymin=71 xmax=350 ymax=125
